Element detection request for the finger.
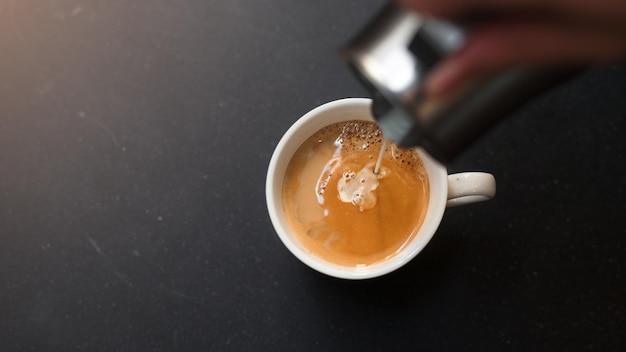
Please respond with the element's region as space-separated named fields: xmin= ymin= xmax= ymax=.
xmin=425 ymin=21 xmax=626 ymax=96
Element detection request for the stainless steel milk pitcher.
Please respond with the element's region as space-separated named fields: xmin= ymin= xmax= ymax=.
xmin=341 ymin=3 xmax=579 ymax=163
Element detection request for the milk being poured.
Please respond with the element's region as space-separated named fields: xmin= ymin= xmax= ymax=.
xmin=317 ymin=126 xmax=390 ymax=212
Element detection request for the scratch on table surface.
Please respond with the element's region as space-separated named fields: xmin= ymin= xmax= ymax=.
xmin=86 ymin=235 xmax=134 ymax=288
xmin=78 ymin=111 xmax=124 ymax=149
xmin=87 ymin=236 xmax=105 ymax=258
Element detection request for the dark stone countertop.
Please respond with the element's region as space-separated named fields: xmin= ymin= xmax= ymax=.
xmin=0 ymin=1 xmax=624 ymax=351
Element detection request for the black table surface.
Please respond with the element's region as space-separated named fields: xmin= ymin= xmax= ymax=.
xmin=1 ymin=1 xmax=625 ymax=351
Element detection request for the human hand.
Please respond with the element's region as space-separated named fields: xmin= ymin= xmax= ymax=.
xmin=396 ymin=0 xmax=626 ymax=97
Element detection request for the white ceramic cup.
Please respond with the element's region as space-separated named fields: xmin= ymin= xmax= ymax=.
xmin=266 ymin=98 xmax=496 ymax=279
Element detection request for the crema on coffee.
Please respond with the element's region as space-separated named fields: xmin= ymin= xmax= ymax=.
xmin=282 ymin=120 xmax=429 ymax=266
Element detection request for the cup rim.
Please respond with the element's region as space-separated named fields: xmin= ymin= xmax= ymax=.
xmin=266 ymin=98 xmax=447 ymax=279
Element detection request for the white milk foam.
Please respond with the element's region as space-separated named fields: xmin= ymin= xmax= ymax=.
xmin=312 ymin=122 xmax=391 ymax=212
xmin=337 ymin=163 xmax=389 ymax=211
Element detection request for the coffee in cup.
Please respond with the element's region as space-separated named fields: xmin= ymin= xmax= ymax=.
xmin=266 ymin=98 xmax=495 ymax=279
xmin=282 ymin=120 xmax=429 ymax=266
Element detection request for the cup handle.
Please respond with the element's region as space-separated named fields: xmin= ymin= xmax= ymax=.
xmin=446 ymin=172 xmax=496 ymax=207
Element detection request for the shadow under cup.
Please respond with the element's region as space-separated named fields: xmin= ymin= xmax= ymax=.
xmin=266 ymin=98 xmax=448 ymax=279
